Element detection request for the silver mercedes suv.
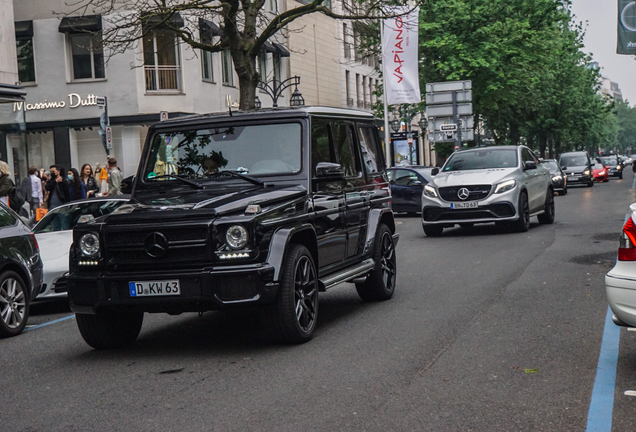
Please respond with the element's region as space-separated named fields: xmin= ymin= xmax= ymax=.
xmin=421 ymin=145 xmax=554 ymax=236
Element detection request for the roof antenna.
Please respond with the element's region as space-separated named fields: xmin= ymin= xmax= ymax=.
xmin=226 ymin=95 xmax=233 ymax=116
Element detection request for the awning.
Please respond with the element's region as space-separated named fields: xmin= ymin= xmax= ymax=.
xmin=15 ymin=21 xmax=33 ymax=39
xmin=141 ymin=12 xmax=185 ymax=29
xmin=262 ymin=41 xmax=277 ymax=53
xmin=274 ymin=43 xmax=290 ymax=57
xmin=199 ymin=18 xmax=221 ymax=44
xmin=58 ymin=15 xmax=102 ymax=33
xmin=0 ymin=84 xmax=26 ymax=103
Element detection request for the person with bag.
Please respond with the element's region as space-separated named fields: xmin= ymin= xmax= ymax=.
xmin=0 ymin=161 xmax=14 ymax=208
xmin=79 ymin=164 xmax=100 ymax=197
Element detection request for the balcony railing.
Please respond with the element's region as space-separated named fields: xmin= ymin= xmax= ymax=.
xmin=364 ymin=101 xmax=371 ymax=109
xmin=344 ymin=42 xmax=351 ymax=59
xmin=145 ymin=65 xmax=181 ymax=92
xmin=357 ymin=100 xmax=364 ymax=108
xmin=347 ymin=98 xmax=354 ymax=107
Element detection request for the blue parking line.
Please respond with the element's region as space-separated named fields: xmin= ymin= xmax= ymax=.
xmin=585 ymin=307 xmax=621 ymax=432
xmin=23 ymin=314 xmax=74 ymax=332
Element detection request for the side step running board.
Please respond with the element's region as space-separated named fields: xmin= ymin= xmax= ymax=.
xmin=319 ymin=259 xmax=375 ymax=291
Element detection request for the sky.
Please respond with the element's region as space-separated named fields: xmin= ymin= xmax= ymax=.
xmin=570 ymin=0 xmax=636 ymax=106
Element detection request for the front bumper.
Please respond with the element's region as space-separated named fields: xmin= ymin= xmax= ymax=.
xmin=608 ymin=168 xmax=623 ymax=177
xmin=606 ymin=269 xmax=636 ymax=328
xmin=551 ymin=177 xmax=565 ymax=191
xmin=564 ymin=173 xmax=592 ymax=184
xmin=68 ymin=264 xmax=278 ymax=314
xmin=421 ymin=186 xmax=520 ymax=225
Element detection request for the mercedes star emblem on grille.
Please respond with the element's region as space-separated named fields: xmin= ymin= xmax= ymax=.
xmin=144 ymin=232 xmax=169 ymax=258
xmin=458 ymin=188 xmax=470 ymax=200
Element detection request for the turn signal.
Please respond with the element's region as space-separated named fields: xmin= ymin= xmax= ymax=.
xmin=618 ymin=217 xmax=636 ymax=261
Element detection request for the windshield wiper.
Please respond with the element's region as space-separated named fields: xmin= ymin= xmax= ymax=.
xmin=205 ymin=170 xmax=264 ymax=186
xmin=149 ymin=174 xmax=203 ymax=189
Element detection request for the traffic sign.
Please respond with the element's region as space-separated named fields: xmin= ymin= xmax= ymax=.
xmin=425 ymin=80 xmax=472 ymax=94
xmin=426 ymin=103 xmax=473 ymax=117
xmin=160 ymin=111 xmax=169 ymax=121
xmin=429 ymin=129 xmax=475 ymax=143
xmin=96 ymin=96 xmax=106 ymax=107
xmin=426 ymin=90 xmax=472 ymax=105
xmin=428 ymin=116 xmax=474 ymax=131
xmin=99 ymin=112 xmax=108 ymax=130
xmin=105 ymin=126 xmax=112 ymax=150
xmin=440 ymin=124 xmax=458 ymax=131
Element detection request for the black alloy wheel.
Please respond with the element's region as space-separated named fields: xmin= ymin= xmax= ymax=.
xmin=356 ymin=224 xmax=397 ymax=302
xmin=513 ymin=192 xmax=530 ymax=233
xmin=268 ymin=244 xmax=318 ymax=344
xmin=538 ymin=188 xmax=555 ymax=224
xmin=0 ymin=271 xmax=29 ymax=338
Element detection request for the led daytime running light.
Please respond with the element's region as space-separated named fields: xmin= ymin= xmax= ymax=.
xmin=219 ymin=252 xmax=250 ymax=259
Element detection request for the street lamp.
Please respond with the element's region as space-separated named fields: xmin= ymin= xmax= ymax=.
xmin=257 ymin=75 xmax=303 ymax=107
xmin=289 ymin=85 xmax=305 ymax=106
xmin=389 ymin=111 xmax=401 ymax=133
xmin=254 ymin=95 xmax=262 ymax=109
xmin=418 ymin=113 xmax=427 ymax=131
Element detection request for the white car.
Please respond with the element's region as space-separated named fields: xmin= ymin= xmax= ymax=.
xmin=421 ymin=145 xmax=554 ymax=236
xmin=33 ymin=198 xmax=128 ymax=300
xmin=606 ymin=202 xmax=636 ymax=327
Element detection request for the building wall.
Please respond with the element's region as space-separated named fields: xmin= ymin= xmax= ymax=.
xmin=0 ymin=0 xmax=18 ymax=84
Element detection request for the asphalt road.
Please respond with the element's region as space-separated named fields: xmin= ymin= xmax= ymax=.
xmin=2 ymin=171 xmax=636 ymax=432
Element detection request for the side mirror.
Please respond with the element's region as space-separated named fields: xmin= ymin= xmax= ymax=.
xmin=431 ymin=168 xmax=439 ymax=176
xmin=409 ymin=180 xmax=422 ymax=186
xmin=524 ymin=161 xmax=537 ymax=170
xmin=316 ymin=162 xmax=344 ymax=179
xmin=560 ymin=166 xmax=567 ymax=171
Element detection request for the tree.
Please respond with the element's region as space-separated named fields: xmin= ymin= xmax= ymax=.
xmin=66 ymin=0 xmax=408 ymax=109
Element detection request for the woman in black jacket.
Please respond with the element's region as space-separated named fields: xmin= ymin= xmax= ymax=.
xmin=79 ymin=164 xmax=100 ymax=197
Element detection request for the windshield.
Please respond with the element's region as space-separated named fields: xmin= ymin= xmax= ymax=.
xmin=34 ymin=200 xmax=126 ymax=233
xmin=598 ymin=157 xmax=617 ymax=165
xmin=143 ymin=123 xmax=302 ymax=182
xmin=443 ymin=149 xmax=518 ymax=171
xmin=560 ymin=155 xmax=587 ymax=166
xmin=543 ymin=161 xmax=559 ymax=171
xmin=593 ymin=163 xmax=604 ymax=169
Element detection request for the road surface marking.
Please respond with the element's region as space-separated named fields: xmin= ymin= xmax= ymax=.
xmin=23 ymin=314 xmax=75 ymax=332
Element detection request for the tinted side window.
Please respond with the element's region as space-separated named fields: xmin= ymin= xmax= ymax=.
xmin=311 ymin=118 xmax=335 ymax=176
xmin=332 ymin=123 xmax=360 ymax=178
xmin=357 ymin=126 xmax=382 ymax=174
xmin=521 ymin=148 xmax=534 ymax=164
xmin=394 ymin=170 xmax=418 ymax=186
xmin=0 ymin=206 xmax=17 ymax=228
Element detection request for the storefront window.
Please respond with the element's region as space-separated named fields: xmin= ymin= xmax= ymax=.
xmin=16 ymin=38 xmax=36 ymax=84
xmin=68 ymin=32 xmax=105 ymax=80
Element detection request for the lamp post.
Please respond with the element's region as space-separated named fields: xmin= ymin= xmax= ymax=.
xmin=389 ymin=111 xmax=401 ymax=133
xmin=254 ymin=95 xmax=262 ymax=109
xmin=257 ymin=75 xmax=304 ymax=107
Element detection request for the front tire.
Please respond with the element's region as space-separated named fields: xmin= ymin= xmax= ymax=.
xmin=0 ymin=271 xmax=29 ymax=338
xmin=356 ymin=224 xmax=397 ymax=302
xmin=538 ymin=189 xmax=555 ymax=224
xmin=513 ymin=192 xmax=530 ymax=232
xmin=268 ymin=244 xmax=318 ymax=344
xmin=587 ymin=181 xmax=594 ymax=187
xmin=76 ymin=310 xmax=143 ymax=349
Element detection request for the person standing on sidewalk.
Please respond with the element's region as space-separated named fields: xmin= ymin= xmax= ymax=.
xmin=26 ymin=166 xmax=42 ymax=216
xmin=106 ymin=157 xmax=123 ymax=196
xmin=45 ymin=165 xmax=70 ymax=210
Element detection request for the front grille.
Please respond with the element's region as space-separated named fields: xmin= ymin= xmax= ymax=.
xmin=212 ymin=274 xmax=260 ymax=302
xmin=68 ymin=280 xmax=99 ymax=306
xmin=423 ymin=203 xmax=515 ymax=222
xmin=107 ymin=226 xmax=208 ymax=245
xmin=438 ymin=185 xmax=492 ymax=202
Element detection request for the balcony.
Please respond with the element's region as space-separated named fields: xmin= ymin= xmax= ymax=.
xmin=357 ymin=100 xmax=364 ymax=108
xmin=364 ymin=101 xmax=371 ymax=109
xmin=347 ymin=98 xmax=354 ymax=107
xmin=145 ymin=65 xmax=181 ymax=92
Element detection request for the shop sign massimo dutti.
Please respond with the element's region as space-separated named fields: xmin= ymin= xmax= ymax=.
xmin=13 ymin=94 xmax=100 ymax=112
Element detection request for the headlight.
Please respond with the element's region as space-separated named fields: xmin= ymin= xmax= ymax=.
xmin=226 ymin=225 xmax=248 ymax=249
xmin=600 ymin=170 xmax=606 ymax=175
xmin=617 ymin=165 xmax=622 ymax=170
xmin=423 ymin=184 xmax=438 ymax=198
xmin=584 ymin=170 xmax=590 ymax=175
xmin=79 ymin=233 xmax=100 ymax=257
xmin=552 ymin=175 xmax=562 ymax=181
xmin=494 ymin=179 xmax=516 ymax=194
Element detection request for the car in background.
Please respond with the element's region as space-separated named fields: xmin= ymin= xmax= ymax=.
xmin=597 ymin=155 xmax=623 ymax=179
xmin=33 ymin=197 xmax=129 ymax=300
xmin=591 ymin=162 xmax=609 ymax=182
xmin=620 ymin=156 xmax=632 ymax=166
xmin=606 ymin=202 xmax=636 ymax=328
xmin=387 ymin=166 xmax=436 ymax=214
xmin=421 ymin=145 xmax=554 ymax=236
xmin=559 ymin=151 xmax=594 ymax=187
xmin=0 ymin=201 xmax=43 ymax=338
xmin=540 ymin=159 xmax=567 ymax=195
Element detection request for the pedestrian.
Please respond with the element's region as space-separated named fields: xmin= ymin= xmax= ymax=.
xmin=0 ymin=161 xmax=14 ymax=207
xmin=95 ymin=162 xmax=109 ymax=195
xmin=79 ymin=163 xmax=99 ymax=198
xmin=105 ymin=157 xmax=123 ymax=196
xmin=40 ymin=171 xmax=50 ymax=208
xmin=67 ymin=168 xmax=86 ymax=200
xmin=25 ymin=166 xmax=42 ymax=216
xmin=45 ymin=165 xmax=70 ymax=210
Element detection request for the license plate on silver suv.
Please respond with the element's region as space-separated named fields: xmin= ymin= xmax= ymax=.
xmin=129 ymin=280 xmax=181 ymax=297
xmin=450 ymin=202 xmax=478 ymax=209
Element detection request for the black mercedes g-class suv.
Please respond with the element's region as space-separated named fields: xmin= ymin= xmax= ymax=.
xmin=68 ymin=107 xmax=398 ymax=348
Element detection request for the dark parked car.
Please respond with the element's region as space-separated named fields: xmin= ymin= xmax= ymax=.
xmin=559 ymin=151 xmax=594 ymax=187
xmin=0 ymin=201 xmax=43 ymax=338
xmin=597 ymin=155 xmax=623 ymax=179
xmin=68 ymin=107 xmax=399 ymax=348
xmin=540 ymin=159 xmax=567 ymax=195
xmin=387 ymin=166 xmax=436 ymax=214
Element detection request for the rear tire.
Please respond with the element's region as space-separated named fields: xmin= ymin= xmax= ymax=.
xmin=356 ymin=224 xmax=396 ymax=302
xmin=0 ymin=271 xmax=29 ymax=338
xmin=587 ymin=181 xmax=594 ymax=187
xmin=538 ymin=189 xmax=555 ymax=224
xmin=76 ymin=310 xmax=143 ymax=349
xmin=561 ymin=186 xmax=568 ymax=195
xmin=513 ymin=192 xmax=530 ymax=232
xmin=267 ymin=244 xmax=318 ymax=344
xmin=423 ymin=225 xmax=444 ymax=237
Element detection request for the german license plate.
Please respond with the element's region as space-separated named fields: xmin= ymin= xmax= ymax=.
xmin=129 ymin=280 xmax=180 ymax=297
xmin=451 ymin=201 xmax=478 ymax=209
xmin=568 ymin=176 xmax=578 ymax=181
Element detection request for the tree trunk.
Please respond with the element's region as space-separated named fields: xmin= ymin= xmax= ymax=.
xmin=232 ymin=48 xmax=259 ymax=110
xmin=539 ymin=131 xmax=547 ymax=158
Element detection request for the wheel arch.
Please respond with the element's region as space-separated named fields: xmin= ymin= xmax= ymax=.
xmin=267 ymin=224 xmax=317 ymax=281
xmin=0 ymin=262 xmax=31 ymax=295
